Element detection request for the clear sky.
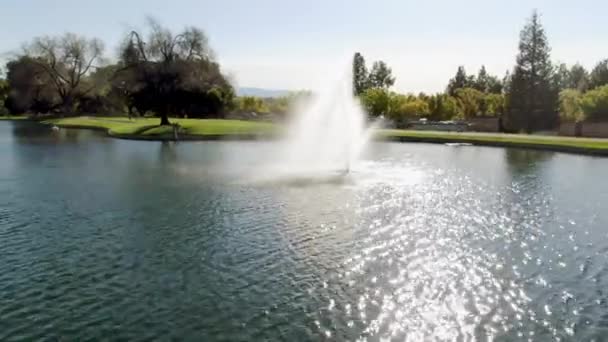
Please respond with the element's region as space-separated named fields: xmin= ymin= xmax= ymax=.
xmin=1 ymin=0 xmax=607 ymax=93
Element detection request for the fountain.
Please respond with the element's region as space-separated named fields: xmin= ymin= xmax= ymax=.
xmin=278 ymin=65 xmax=373 ymax=177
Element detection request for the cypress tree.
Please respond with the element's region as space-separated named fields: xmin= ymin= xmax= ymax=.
xmin=352 ymin=52 xmax=368 ymax=96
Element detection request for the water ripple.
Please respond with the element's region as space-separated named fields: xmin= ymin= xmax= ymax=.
xmin=1 ymin=133 xmax=607 ymax=340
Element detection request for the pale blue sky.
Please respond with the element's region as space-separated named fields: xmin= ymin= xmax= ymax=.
xmin=1 ymin=0 xmax=607 ymax=92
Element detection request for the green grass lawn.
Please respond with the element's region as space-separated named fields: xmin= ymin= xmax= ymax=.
xmin=42 ymin=116 xmax=608 ymax=153
xmin=44 ymin=116 xmax=276 ymax=137
xmin=378 ymin=129 xmax=608 ymax=150
xmin=0 ymin=115 xmax=29 ymax=120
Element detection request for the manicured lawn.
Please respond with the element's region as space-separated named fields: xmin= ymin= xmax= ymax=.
xmin=0 ymin=115 xmax=29 ymax=120
xmin=140 ymin=119 xmax=275 ymax=136
xmin=378 ymin=129 xmax=608 ymax=150
xmin=43 ymin=117 xmax=143 ymax=132
xmin=42 ymin=116 xmax=608 ymax=154
xmin=44 ymin=117 xmax=276 ymax=137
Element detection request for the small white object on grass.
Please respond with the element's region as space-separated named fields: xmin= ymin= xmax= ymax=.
xmin=445 ymin=142 xmax=472 ymax=147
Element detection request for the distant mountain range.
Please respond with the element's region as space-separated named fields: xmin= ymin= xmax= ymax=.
xmin=236 ymin=87 xmax=291 ymax=98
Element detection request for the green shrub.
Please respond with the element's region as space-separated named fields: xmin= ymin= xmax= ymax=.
xmin=558 ymin=89 xmax=585 ymax=122
xmin=579 ymin=85 xmax=608 ymax=121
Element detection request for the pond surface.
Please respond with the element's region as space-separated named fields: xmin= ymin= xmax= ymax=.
xmin=1 ymin=122 xmax=608 ymax=341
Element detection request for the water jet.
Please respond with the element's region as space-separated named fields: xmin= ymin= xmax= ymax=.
xmin=278 ymin=64 xmax=373 ymax=177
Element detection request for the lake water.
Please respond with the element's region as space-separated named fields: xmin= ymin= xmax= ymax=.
xmin=1 ymin=121 xmax=608 ymax=341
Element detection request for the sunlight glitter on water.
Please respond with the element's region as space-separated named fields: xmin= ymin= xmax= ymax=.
xmin=303 ymin=159 xmax=561 ymax=341
xmin=174 ymin=144 xmax=608 ymax=340
xmin=3 ymin=124 xmax=608 ymax=341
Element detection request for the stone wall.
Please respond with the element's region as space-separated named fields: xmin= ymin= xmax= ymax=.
xmin=559 ymin=122 xmax=608 ymax=138
xmin=582 ymin=122 xmax=608 ymax=138
xmin=410 ymin=123 xmax=468 ymax=132
xmin=467 ymin=117 xmax=500 ymax=132
xmin=559 ymin=122 xmax=577 ymax=136
xmin=408 ymin=117 xmax=500 ymax=132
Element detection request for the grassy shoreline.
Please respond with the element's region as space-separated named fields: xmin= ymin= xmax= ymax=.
xmin=379 ymin=131 xmax=608 ymax=156
xmin=43 ymin=117 xmax=277 ymax=139
xmin=0 ymin=115 xmax=30 ymax=121
xmin=22 ymin=116 xmax=608 ymax=156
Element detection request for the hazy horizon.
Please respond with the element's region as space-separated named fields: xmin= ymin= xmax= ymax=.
xmin=1 ymin=0 xmax=607 ymax=93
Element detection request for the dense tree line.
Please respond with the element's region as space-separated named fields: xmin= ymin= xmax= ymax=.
xmin=231 ymin=91 xmax=311 ymax=117
xmin=559 ymin=86 xmax=608 ymax=123
xmin=352 ymin=53 xmax=395 ymax=96
xmin=507 ymin=12 xmax=608 ymax=130
xmin=1 ymin=18 xmax=234 ymax=125
xmin=352 ymin=10 xmax=608 ymax=131
xmin=356 ymin=62 xmax=506 ymax=125
xmin=3 ymin=12 xmax=608 ymax=131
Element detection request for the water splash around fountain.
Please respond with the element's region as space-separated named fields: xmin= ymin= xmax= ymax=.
xmin=278 ymin=65 xmax=375 ymax=177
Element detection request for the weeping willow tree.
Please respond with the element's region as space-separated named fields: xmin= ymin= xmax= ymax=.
xmin=117 ymin=18 xmax=232 ymax=125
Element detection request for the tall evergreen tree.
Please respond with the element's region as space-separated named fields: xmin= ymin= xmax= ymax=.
xmin=554 ymin=63 xmax=589 ymax=91
xmin=447 ymin=66 xmax=472 ymax=96
xmin=474 ymin=65 xmax=489 ymax=92
xmin=486 ymin=76 xmax=503 ymax=94
xmin=368 ymin=61 xmax=395 ymax=89
xmin=589 ymin=59 xmax=608 ymax=90
xmin=506 ymin=11 xmax=558 ymax=132
xmin=553 ymin=63 xmax=571 ymax=91
xmin=502 ymin=70 xmax=512 ymax=94
xmin=569 ymin=63 xmax=589 ymax=91
xmin=352 ymin=52 xmax=369 ymax=96
xmin=471 ymin=65 xmax=503 ymax=94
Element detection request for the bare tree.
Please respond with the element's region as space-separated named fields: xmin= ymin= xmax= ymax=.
xmin=25 ymin=33 xmax=104 ymax=113
xmin=178 ymin=27 xmax=214 ymax=61
xmin=125 ymin=17 xmax=214 ymax=64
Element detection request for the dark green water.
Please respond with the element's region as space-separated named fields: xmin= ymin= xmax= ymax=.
xmin=1 ymin=122 xmax=607 ymax=341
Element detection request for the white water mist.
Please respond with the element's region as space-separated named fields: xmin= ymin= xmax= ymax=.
xmin=278 ymin=64 xmax=372 ymax=176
